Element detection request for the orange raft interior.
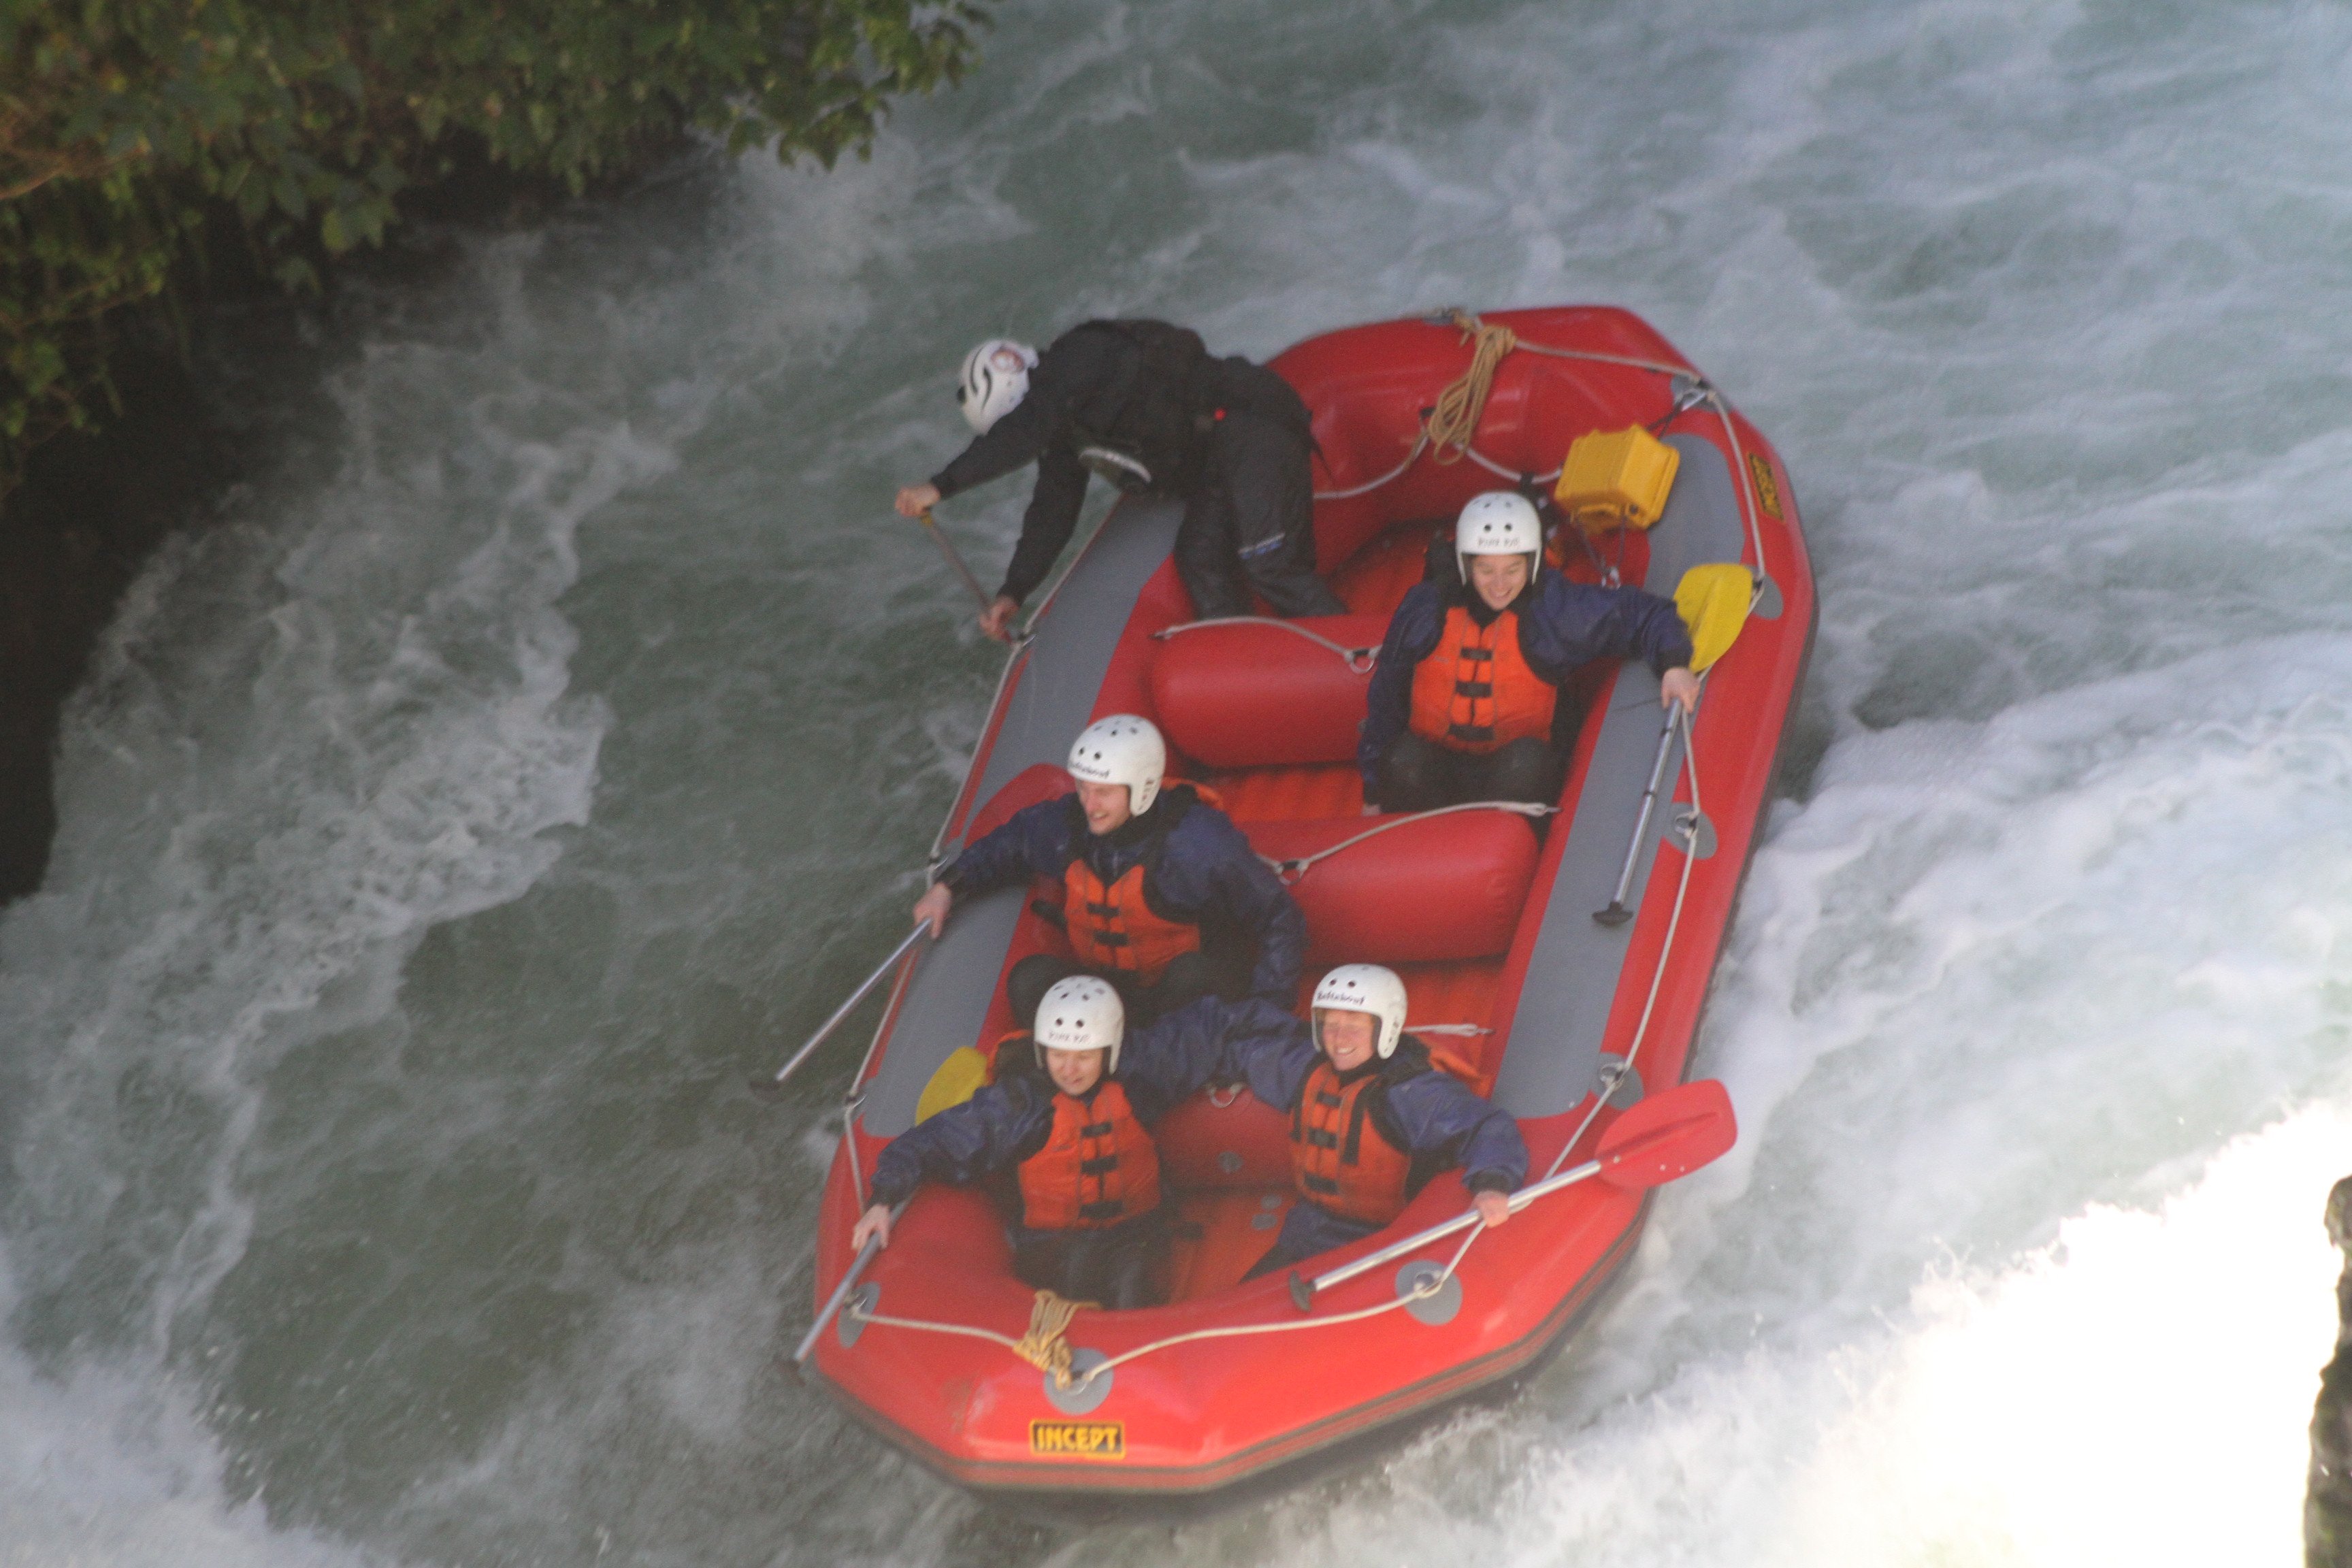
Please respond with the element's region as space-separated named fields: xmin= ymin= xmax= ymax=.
xmin=801 ymin=306 xmax=1816 ymax=1502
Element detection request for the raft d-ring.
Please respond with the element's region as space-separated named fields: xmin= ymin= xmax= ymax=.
xmin=1043 ymin=1349 xmax=1114 ymax=1415
xmin=837 ymin=1284 xmax=880 ymax=1348
xmin=1346 ymin=649 xmax=1377 ymax=675
xmin=1396 ymin=1262 xmax=1463 ymax=1326
xmin=1668 ymin=808 xmax=1718 ymax=860
xmin=1207 ymin=1083 xmax=1245 ymax=1109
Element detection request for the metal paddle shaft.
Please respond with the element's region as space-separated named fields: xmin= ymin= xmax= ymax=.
xmin=792 ymin=1201 xmax=906 ymax=1367
xmin=918 ymin=510 xmax=995 ymax=616
xmin=1594 ymin=705 xmax=1681 ymax=927
xmin=1296 ymin=1079 xmax=1736 ymax=1307
xmin=749 ymin=924 xmax=928 ymax=1101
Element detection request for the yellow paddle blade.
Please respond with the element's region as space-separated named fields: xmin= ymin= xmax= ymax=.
xmin=915 ymin=1045 xmax=992 ymax=1123
xmin=1673 ymin=563 xmax=1756 ymax=673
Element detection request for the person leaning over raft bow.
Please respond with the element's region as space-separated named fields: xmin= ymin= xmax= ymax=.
xmin=912 ymin=714 xmax=1307 ymax=1029
xmin=893 ymin=321 xmax=1345 ymax=640
xmin=1359 ymin=491 xmax=1700 ymax=815
xmin=1229 ymin=964 xmax=1529 ymax=1280
xmin=853 ymin=977 xmax=1301 ymax=1310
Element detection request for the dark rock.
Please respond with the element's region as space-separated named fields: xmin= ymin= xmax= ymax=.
xmin=0 ymin=338 xmax=233 ymax=902
xmin=2308 ymin=1176 xmax=2352 ymax=1567
xmin=0 ymin=141 xmax=632 ymax=907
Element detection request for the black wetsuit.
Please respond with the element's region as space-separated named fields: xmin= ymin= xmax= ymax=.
xmin=929 ymin=320 xmax=1344 ymax=620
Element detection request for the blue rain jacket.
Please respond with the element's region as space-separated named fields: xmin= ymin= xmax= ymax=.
xmin=941 ymin=785 xmax=1306 ymax=1003
xmin=868 ymin=996 xmax=1306 ymax=1210
xmin=1357 ymin=568 xmax=1695 ymax=794
xmin=1230 ymin=1022 xmax=1531 ymax=1269
xmin=1225 ymin=1022 xmax=1529 ymax=1198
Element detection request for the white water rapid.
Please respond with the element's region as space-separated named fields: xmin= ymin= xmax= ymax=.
xmin=4 ymin=1 xmax=2349 ymax=1563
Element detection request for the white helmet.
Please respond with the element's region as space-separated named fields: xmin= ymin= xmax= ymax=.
xmin=958 ymin=338 xmax=1038 ymax=434
xmin=1066 ymin=715 xmax=1166 ymax=816
xmin=1455 ymin=491 xmax=1543 ymax=583
xmin=1032 ymin=975 xmax=1126 ymax=1074
xmin=1311 ymin=964 xmax=1409 ymax=1060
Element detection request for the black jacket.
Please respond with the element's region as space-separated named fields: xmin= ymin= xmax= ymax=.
xmin=930 ymin=321 xmax=1311 ymax=604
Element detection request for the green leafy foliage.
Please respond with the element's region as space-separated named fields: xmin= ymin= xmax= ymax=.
xmin=0 ymin=0 xmax=987 ymax=485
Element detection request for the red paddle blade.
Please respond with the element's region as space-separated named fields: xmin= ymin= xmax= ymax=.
xmin=1594 ymin=1079 xmax=1737 ymax=1189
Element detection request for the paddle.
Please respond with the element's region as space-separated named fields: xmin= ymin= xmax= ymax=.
xmin=1290 ymin=1077 xmax=1737 ymax=1310
xmin=1593 ymin=564 xmax=1755 ymax=928
xmin=748 ymin=924 xmax=929 ymax=1102
xmin=917 ymin=508 xmax=995 ymax=617
xmin=1673 ymin=562 xmax=1754 ymax=675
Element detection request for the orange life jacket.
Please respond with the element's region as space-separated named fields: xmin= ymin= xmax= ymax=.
xmin=1290 ymin=1060 xmax=1414 ymax=1226
xmin=1407 ymin=604 xmax=1558 ymax=755
xmin=1064 ymin=855 xmax=1200 ymax=987
xmin=1017 ymin=1079 xmax=1164 ymax=1230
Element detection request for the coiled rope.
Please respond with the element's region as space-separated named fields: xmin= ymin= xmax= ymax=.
xmin=1013 ymin=1290 xmax=1088 ymax=1387
xmin=1424 ymin=311 xmax=1518 ymax=463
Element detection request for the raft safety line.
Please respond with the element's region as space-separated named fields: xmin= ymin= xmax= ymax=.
xmin=1152 ymin=617 xmax=1379 ymax=672
xmin=1257 ymin=800 xmax=1556 ymax=884
xmin=928 ymin=635 xmax=1036 ymax=871
xmin=1699 ymin=389 xmax=1776 ymax=616
xmin=1313 ymin=434 xmax=1428 ymax=500
xmin=845 ymin=1101 xmax=867 ymax=1209
xmin=843 ymin=1220 xmax=1483 ymax=1393
xmin=1541 ymin=687 xmax=1707 ymax=1182
xmin=1301 ymin=316 xmax=1775 ymax=610
xmin=832 ymin=700 xmax=1711 ymax=1389
xmin=843 ymin=964 xmax=906 ymax=1211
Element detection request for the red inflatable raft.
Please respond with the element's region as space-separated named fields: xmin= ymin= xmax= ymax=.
xmin=798 ymin=306 xmax=1815 ymax=1502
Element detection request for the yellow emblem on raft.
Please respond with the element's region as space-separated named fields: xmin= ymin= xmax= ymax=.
xmin=1030 ymin=1420 xmax=1124 ymax=1460
xmin=1746 ymin=451 xmax=1783 ymax=521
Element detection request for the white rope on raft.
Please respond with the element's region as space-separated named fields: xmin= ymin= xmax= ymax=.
xmin=1698 ymin=389 xmax=1776 ymax=615
xmin=1461 ymin=446 xmax=1565 ymax=487
xmin=1313 ymin=432 xmax=1563 ymax=498
xmin=1152 ymin=617 xmax=1379 ymax=672
xmin=1541 ymin=687 xmax=1706 ymax=1181
xmin=844 ymin=1218 xmax=1482 ymax=1393
xmin=1313 ymin=434 xmax=1428 ymax=500
xmin=928 ymin=633 xmax=1036 ymax=870
xmin=1255 ymin=800 xmax=1557 ymax=885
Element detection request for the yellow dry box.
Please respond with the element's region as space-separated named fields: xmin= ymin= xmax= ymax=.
xmin=1554 ymin=425 xmax=1680 ymax=532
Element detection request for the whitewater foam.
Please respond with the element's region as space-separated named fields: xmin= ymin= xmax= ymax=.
xmin=8 ymin=0 xmax=2352 ymax=1561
